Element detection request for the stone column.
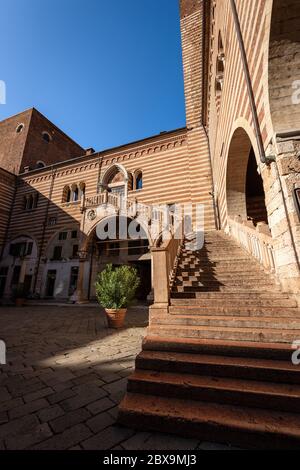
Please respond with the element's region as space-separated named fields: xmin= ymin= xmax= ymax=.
xmin=77 ymin=250 xmax=88 ymax=303
xmin=19 ymin=259 xmax=27 ymax=284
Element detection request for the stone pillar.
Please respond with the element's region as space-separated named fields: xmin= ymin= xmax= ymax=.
xmin=148 ymin=246 xmax=170 ymax=333
xmin=19 ymin=259 xmax=27 ymax=284
xmin=77 ymin=250 xmax=88 ymax=303
xmin=263 ymin=139 xmax=300 ymax=294
xmin=151 ymin=247 xmax=169 ymax=308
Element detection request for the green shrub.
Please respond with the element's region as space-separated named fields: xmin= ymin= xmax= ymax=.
xmin=95 ymin=264 xmax=140 ymax=309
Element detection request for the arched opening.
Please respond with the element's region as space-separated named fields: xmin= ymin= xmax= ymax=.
xmin=71 ymin=184 xmax=79 ymax=202
xmin=100 ymin=164 xmax=128 ymax=198
xmin=0 ymin=235 xmax=38 ymax=299
xmin=62 ymin=185 xmax=71 ymax=203
xmin=86 ymin=215 xmax=151 ymax=301
xmin=215 ymin=32 xmax=225 ymax=113
xmin=226 ymin=128 xmax=268 ymax=226
xmin=246 ymin=148 xmax=268 ymax=225
xmin=79 ymin=182 xmax=86 ymax=198
xmin=16 ymin=124 xmax=24 ymax=134
xmin=135 ymin=170 xmax=143 ymax=190
xmin=42 ymin=132 xmax=52 ymax=143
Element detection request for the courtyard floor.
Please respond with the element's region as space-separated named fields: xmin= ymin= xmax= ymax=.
xmin=0 ymin=305 xmax=235 ymax=450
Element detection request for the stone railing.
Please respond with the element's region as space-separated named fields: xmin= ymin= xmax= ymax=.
xmin=85 ymin=191 xmax=119 ymax=209
xmin=151 ymin=222 xmax=184 ymax=307
xmin=227 ymin=216 xmax=276 ymax=274
xmin=84 ymin=191 xmax=180 ymax=231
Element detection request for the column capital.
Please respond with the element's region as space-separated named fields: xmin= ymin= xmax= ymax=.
xmin=77 ymin=250 xmax=88 ymax=261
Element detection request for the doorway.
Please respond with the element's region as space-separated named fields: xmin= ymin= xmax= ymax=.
xmin=46 ymin=270 xmax=56 ymax=297
xmin=0 ymin=267 xmax=8 ymax=298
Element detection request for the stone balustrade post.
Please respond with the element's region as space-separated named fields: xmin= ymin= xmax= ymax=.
xmin=151 ymin=246 xmax=169 ymax=307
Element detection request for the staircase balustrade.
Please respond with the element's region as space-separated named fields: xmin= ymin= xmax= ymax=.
xmin=227 ymin=216 xmax=276 ymax=274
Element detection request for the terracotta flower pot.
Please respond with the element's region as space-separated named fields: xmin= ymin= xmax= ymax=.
xmin=105 ymin=308 xmax=127 ymax=329
xmin=15 ymin=298 xmax=25 ymax=307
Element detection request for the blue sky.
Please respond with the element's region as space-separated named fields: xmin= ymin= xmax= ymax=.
xmin=0 ymin=0 xmax=185 ymax=150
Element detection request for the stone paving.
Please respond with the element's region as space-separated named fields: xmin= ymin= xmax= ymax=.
xmin=0 ymin=305 xmax=236 ymax=450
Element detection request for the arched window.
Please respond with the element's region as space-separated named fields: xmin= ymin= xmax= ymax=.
xmin=135 ymin=171 xmax=143 ymax=190
xmin=62 ymin=185 xmax=71 ymax=203
xmin=24 ymin=193 xmax=39 ymax=210
xmin=79 ymin=182 xmax=86 ymax=198
xmin=215 ymin=32 xmax=225 ymax=112
xmin=42 ymin=132 xmax=52 ymax=143
xmin=26 ymin=194 xmax=34 ymax=210
xmin=72 ymin=184 xmax=79 ymax=202
xmin=36 ymin=161 xmax=46 ymax=169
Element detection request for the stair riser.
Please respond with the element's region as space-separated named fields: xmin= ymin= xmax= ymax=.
xmin=176 ymin=274 xmax=269 ymax=281
xmin=151 ymin=317 xmax=300 ymax=330
xmin=169 ymin=306 xmax=299 ymax=315
xmin=148 ymin=326 xmax=299 ymax=344
xmin=127 ymin=378 xmax=300 ymax=413
xmin=174 ymin=281 xmax=276 ymax=288
xmin=171 ymin=289 xmax=283 ymax=298
xmin=143 ymin=337 xmax=294 ymax=360
xmin=117 ymin=409 xmax=300 ymax=450
xmin=178 ymin=263 xmax=261 ymax=270
xmin=135 ymin=357 xmax=300 ymax=385
xmin=172 ymin=286 xmax=280 ymax=294
xmin=171 ymin=293 xmax=292 ymax=300
xmin=174 ymin=279 xmax=276 ymax=287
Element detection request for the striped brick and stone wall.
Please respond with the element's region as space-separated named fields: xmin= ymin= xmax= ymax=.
xmin=0 ymin=168 xmax=16 ymax=257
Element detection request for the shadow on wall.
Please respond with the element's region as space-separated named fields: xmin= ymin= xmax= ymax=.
xmin=0 ymin=178 xmax=85 ymax=301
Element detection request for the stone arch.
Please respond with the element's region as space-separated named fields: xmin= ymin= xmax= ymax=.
xmin=99 ymin=163 xmax=129 ymax=197
xmin=226 ymin=126 xmax=268 ymax=225
xmin=83 ymin=213 xmax=153 ymax=251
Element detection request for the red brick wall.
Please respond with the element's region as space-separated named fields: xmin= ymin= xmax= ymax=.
xmin=0 ymin=108 xmax=84 ymax=175
xmin=0 ymin=110 xmax=32 ymax=174
xmin=22 ymin=109 xmax=84 ymax=172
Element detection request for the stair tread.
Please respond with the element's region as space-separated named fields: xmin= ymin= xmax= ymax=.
xmin=138 ymin=350 xmax=299 ymax=372
xmin=120 ymin=392 xmax=300 ymax=436
xmin=130 ymin=369 xmax=300 ymax=398
xmin=144 ymin=335 xmax=294 ymax=355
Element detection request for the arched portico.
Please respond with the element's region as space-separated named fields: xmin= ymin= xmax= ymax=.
xmin=0 ymin=234 xmax=39 ymax=298
xmin=77 ymin=215 xmax=152 ymax=302
xmin=226 ymin=127 xmax=268 ymax=226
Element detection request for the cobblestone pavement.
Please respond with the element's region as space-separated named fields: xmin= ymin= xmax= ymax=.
xmin=0 ymin=306 xmax=236 ymax=450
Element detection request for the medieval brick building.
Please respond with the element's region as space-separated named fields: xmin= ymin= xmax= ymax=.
xmin=1 ymin=0 xmax=300 ymax=447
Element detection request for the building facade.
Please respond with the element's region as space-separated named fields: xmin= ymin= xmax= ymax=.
xmin=0 ymin=0 xmax=299 ymax=305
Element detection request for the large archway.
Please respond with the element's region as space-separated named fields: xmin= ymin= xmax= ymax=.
xmin=226 ymin=128 xmax=268 ymax=225
xmin=84 ymin=215 xmax=152 ymax=301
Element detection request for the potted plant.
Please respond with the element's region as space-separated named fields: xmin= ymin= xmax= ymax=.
xmin=13 ymin=283 xmax=26 ymax=307
xmin=95 ymin=264 xmax=140 ymax=328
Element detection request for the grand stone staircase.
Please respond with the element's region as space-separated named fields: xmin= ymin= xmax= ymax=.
xmin=119 ymin=230 xmax=300 ymax=449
